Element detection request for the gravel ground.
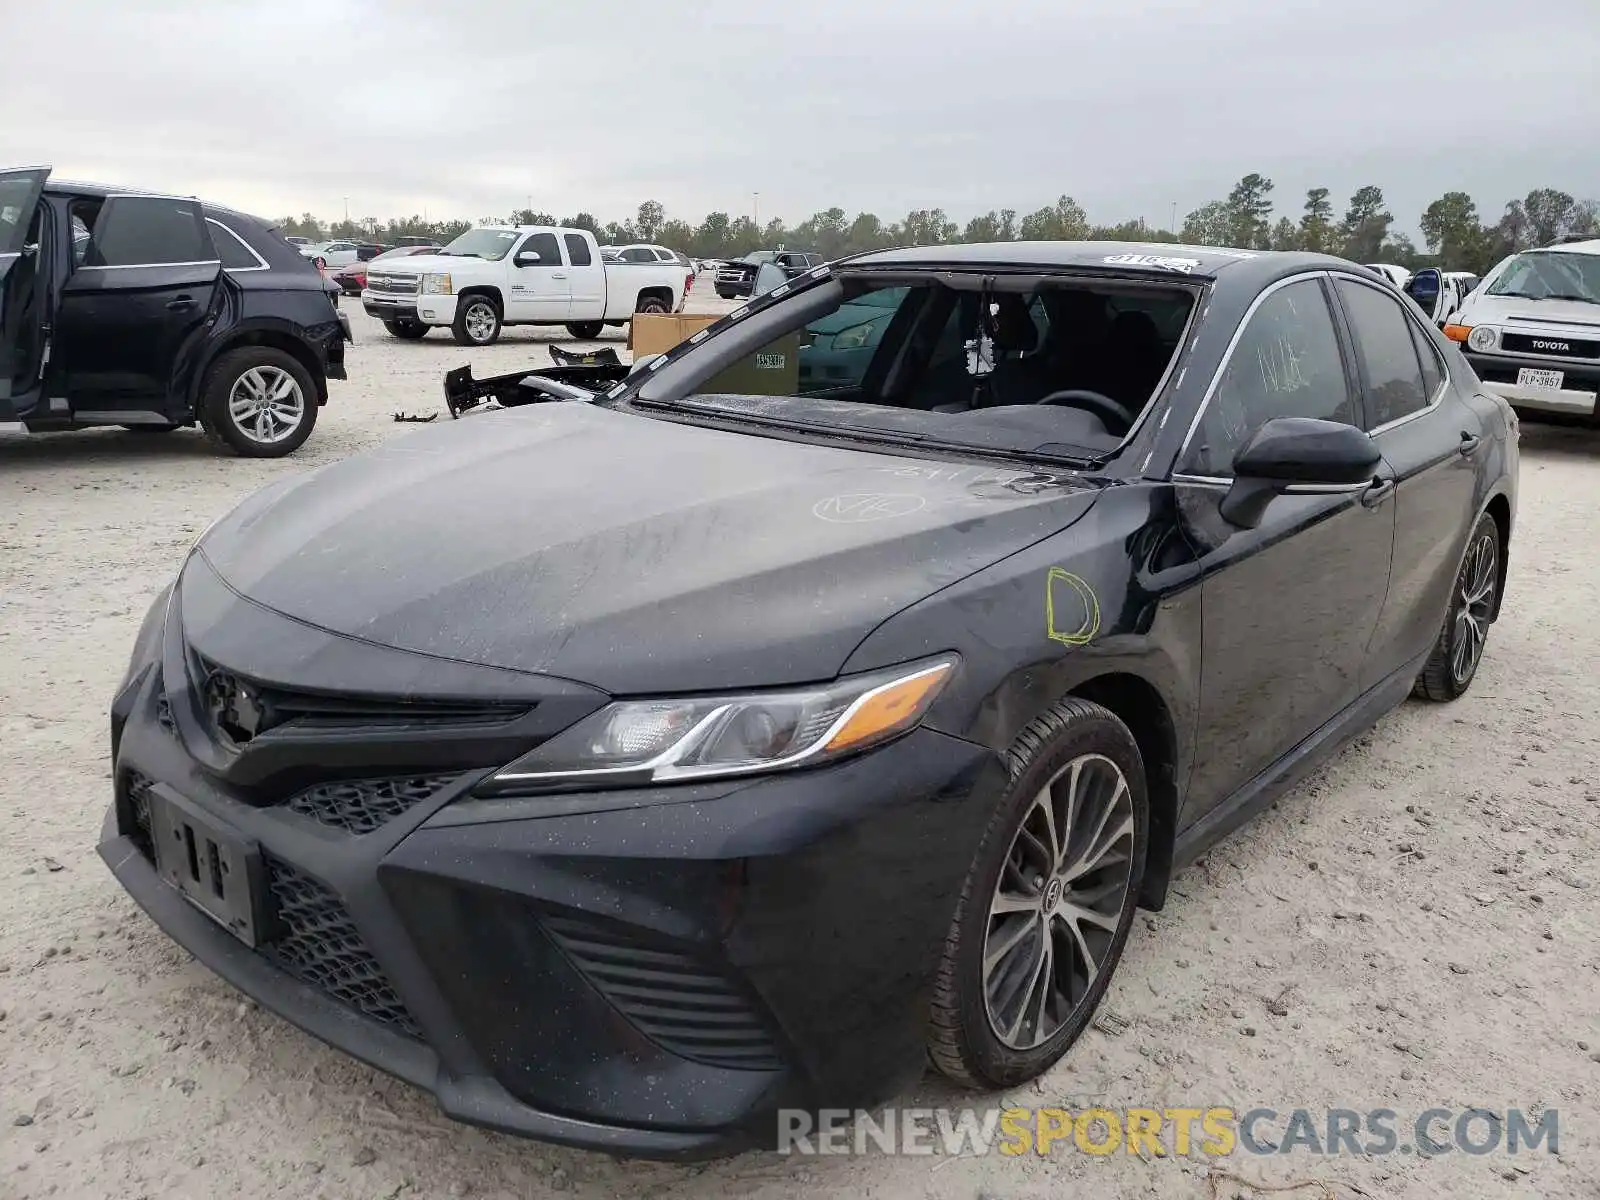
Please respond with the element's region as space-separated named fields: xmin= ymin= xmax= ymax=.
xmin=1 ymin=294 xmax=1597 ymax=1200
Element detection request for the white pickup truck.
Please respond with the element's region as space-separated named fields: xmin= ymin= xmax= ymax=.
xmin=361 ymin=225 xmax=692 ymax=345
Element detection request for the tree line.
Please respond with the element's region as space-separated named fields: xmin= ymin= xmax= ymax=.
xmin=278 ymin=176 xmax=1598 ymax=277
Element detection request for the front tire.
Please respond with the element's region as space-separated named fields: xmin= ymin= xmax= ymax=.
xmin=452 ymin=295 xmax=502 ymax=346
xmin=384 ymin=319 xmax=429 ymax=340
xmin=1414 ymin=512 xmax=1500 ymax=701
xmin=928 ymin=698 xmax=1148 ymax=1090
xmin=565 ymin=321 xmax=604 ymax=340
xmin=200 ymin=347 xmax=318 ymax=458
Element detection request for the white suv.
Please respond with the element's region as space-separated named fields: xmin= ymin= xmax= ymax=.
xmin=1446 ymin=238 xmax=1600 ymax=419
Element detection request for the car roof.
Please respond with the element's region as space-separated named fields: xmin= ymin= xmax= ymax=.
xmin=1532 ymin=238 xmax=1600 ymax=256
xmin=841 ymin=240 xmax=1363 ymax=284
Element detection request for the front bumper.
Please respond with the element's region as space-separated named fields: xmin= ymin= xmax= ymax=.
xmin=99 ymin=632 xmax=1000 ymax=1157
xmin=1466 ymin=350 xmax=1600 ymax=416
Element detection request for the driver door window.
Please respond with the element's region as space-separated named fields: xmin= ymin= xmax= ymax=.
xmin=1180 ymin=277 xmax=1356 ymax=477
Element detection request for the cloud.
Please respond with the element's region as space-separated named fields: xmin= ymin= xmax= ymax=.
xmin=5 ymin=0 xmax=1598 ymax=235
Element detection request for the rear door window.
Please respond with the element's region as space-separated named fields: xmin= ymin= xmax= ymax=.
xmin=87 ymin=196 xmax=212 ymax=267
xmin=563 ymin=234 xmax=592 ymax=266
xmin=1335 ymin=278 xmax=1430 ymax=429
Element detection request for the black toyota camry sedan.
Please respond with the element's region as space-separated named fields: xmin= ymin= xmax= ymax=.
xmin=101 ymin=242 xmax=1517 ymax=1158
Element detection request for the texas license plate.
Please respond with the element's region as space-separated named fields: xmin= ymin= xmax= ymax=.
xmin=148 ymin=785 xmax=266 ymax=947
xmin=1517 ymin=367 xmax=1564 ymax=392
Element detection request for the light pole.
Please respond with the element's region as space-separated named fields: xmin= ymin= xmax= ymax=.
xmin=344 ymin=196 xmax=349 ymax=224
xmin=1170 ymin=201 xmax=1177 ymax=234
xmin=753 ymin=192 xmax=760 ymax=230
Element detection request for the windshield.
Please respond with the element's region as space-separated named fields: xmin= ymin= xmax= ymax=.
xmin=627 ymin=275 xmax=1195 ymax=462
xmin=1486 ymin=251 xmax=1600 ymax=305
xmin=441 ymin=228 xmax=521 ymax=261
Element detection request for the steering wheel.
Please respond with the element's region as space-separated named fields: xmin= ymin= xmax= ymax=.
xmin=1036 ymin=389 xmax=1136 ymax=432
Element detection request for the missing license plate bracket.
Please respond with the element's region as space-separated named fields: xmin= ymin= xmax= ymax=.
xmin=147 ymin=784 xmax=268 ymax=947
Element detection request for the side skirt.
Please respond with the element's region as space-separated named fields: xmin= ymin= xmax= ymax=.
xmin=1170 ymin=650 xmax=1429 ymax=874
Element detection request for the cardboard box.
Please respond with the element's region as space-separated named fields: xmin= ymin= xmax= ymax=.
xmin=627 ymin=313 xmax=800 ymax=396
xmin=627 ymin=312 xmax=718 ymax=357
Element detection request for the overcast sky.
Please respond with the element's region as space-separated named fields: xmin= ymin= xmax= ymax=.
xmin=6 ymin=0 xmax=1599 ymax=237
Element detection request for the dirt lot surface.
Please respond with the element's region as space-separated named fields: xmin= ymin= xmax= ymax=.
xmin=2 ymin=296 xmax=1597 ymax=1200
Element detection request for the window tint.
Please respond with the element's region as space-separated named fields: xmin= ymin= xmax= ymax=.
xmin=563 ymin=234 xmax=592 ymax=266
xmin=621 ymin=247 xmax=654 ymax=263
xmin=87 ymin=197 xmax=210 ymax=267
xmin=1409 ymin=319 xmax=1444 ymax=399
xmin=1336 ymin=279 xmax=1429 ymax=429
xmin=653 ymin=248 xmax=672 ymax=261
xmin=207 ymin=220 xmax=262 ymax=270
xmin=1182 ymin=278 xmax=1353 ymax=477
xmin=521 ymin=232 xmax=561 ymax=265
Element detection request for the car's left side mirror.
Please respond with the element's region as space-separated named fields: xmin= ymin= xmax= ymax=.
xmin=514 ymin=250 xmax=542 ymax=266
xmin=1219 ymin=417 xmax=1382 ymax=529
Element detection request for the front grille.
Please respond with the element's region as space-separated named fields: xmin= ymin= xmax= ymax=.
xmin=262 ymin=857 xmax=422 ymax=1038
xmin=366 ymin=274 xmax=420 ymax=296
xmin=186 ymin=650 xmax=530 ymax=740
xmin=1499 ymin=332 xmax=1600 ymax=360
xmin=123 ymin=769 xmax=156 ymax=862
xmin=285 ymin=775 xmax=456 ymax=835
xmin=543 ymin=914 xmax=783 ymax=1071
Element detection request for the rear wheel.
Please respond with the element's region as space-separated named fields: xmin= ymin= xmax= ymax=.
xmin=384 ymin=319 xmax=429 ymax=340
xmin=928 ymin=698 xmax=1147 ymax=1089
xmin=452 ymin=295 xmax=502 ymax=346
xmin=201 ymin=347 xmax=318 ymax=458
xmin=635 ymin=294 xmax=669 ymax=316
xmin=565 ymin=321 xmax=604 ymax=340
xmin=1414 ymin=512 xmax=1500 ymax=701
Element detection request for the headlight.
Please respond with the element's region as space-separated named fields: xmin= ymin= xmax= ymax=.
xmin=420 ymin=273 xmax=453 ymax=295
xmin=1467 ymin=325 xmax=1499 ymax=352
xmin=485 ymin=655 xmax=957 ymax=791
xmin=832 ymin=320 xmax=879 ymax=350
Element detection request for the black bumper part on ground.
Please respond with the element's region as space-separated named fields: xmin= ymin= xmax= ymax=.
xmin=100 ymin=640 xmax=1001 ymax=1158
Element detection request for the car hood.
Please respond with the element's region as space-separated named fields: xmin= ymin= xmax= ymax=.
xmin=195 ymin=404 xmax=1104 ymax=694
xmin=365 ymin=253 xmax=488 ymax=276
xmin=1459 ymin=292 xmax=1600 ymax=330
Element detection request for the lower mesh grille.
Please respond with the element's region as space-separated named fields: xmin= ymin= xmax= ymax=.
xmin=123 ymin=769 xmax=156 ymax=862
xmin=543 ymin=914 xmax=783 ymax=1071
xmin=262 ymin=857 xmax=422 ymax=1038
xmin=285 ymin=776 xmax=455 ymax=835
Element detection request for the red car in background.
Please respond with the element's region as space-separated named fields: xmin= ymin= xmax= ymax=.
xmin=332 ymin=245 xmax=442 ymax=295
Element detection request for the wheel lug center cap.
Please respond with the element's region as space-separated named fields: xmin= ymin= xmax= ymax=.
xmin=1043 ymin=878 xmax=1064 ymax=910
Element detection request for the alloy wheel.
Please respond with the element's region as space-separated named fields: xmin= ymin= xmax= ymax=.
xmin=982 ymin=753 xmax=1136 ymax=1051
xmin=1451 ymin=531 xmax=1497 ymax=684
xmin=228 ymin=366 xmax=305 ymax=445
xmin=464 ymin=302 xmax=497 ymax=342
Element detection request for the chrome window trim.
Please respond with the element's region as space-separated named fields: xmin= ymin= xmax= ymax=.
xmin=1328 ymin=270 xmax=1450 ymax=436
xmin=1172 ymin=271 xmax=1335 ymax=479
xmin=205 ymin=218 xmax=269 ymax=273
xmin=80 ymin=260 xmax=221 ymax=271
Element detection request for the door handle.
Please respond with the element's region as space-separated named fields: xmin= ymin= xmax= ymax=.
xmin=1361 ymin=478 xmax=1396 ymax=508
xmin=1458 ymin=431 xmax=1482 ymax=457
xmin=166 ymin=295 xmax=196 ymax=310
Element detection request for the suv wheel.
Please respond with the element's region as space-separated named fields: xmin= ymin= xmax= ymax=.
xmin=565 ymin=321 xmax=604 ymax=340
xmin=384 ymin=319 xmax=429 ymax=340
xmin=1414 ymin=512 xmax=1500 ymax=701
xmin=201 ymin=347 xmax=318 ymax=458
xmin=452 ymin=296 xmax=502 ymax=346
xmin=928 ymin=698 xmax=1148 ymax=1089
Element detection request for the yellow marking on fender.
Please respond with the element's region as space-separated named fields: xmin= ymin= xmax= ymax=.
xmin=1046 ymin=568 xmax=1101 ymax=646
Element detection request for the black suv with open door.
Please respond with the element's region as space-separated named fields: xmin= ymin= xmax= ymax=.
xmin=1 ymin=166 xmax=349 ymax=457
